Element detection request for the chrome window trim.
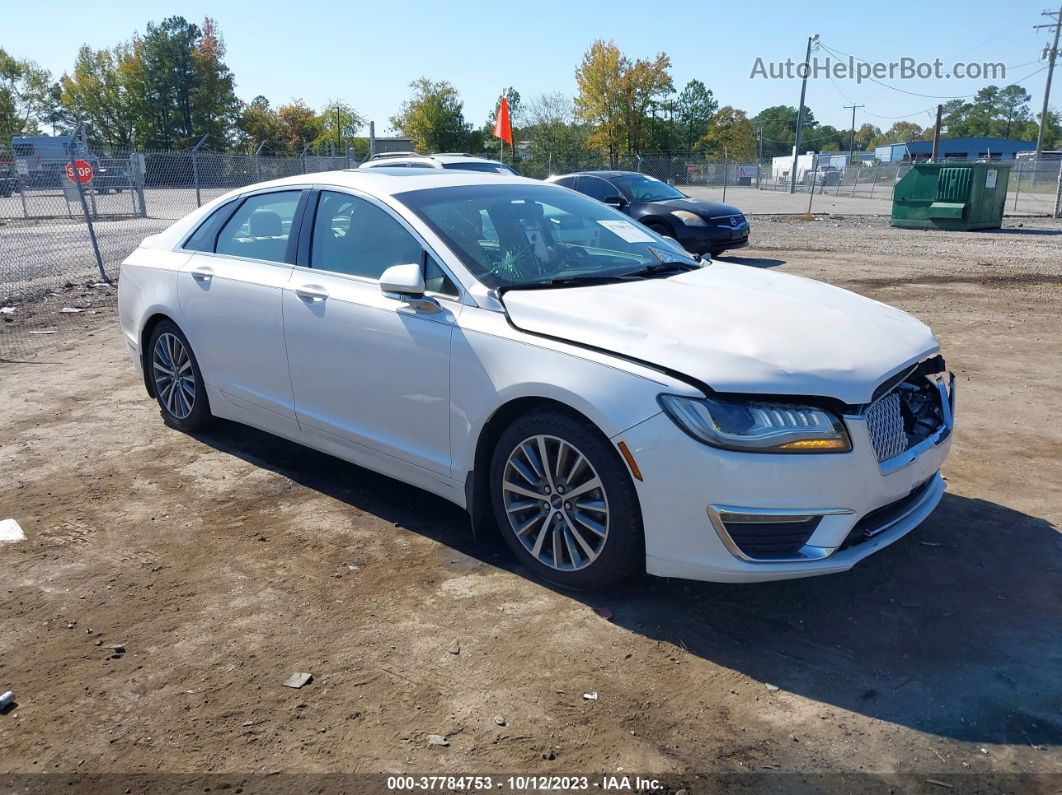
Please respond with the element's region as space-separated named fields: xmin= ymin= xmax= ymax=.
xmin=176 ymin=185 xmax=311 ymax=258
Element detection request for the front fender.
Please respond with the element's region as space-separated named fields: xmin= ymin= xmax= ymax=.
xmin=449 ymin=311 xmax=699 ymax=482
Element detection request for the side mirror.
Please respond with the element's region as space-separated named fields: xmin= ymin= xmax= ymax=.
xmin=379 ymin=262 xmax=442 ymax=313
xmin=379 ymin=263 xmax=425 ymax=296
xmin=603 ymin=195 xmax=627 ymax=208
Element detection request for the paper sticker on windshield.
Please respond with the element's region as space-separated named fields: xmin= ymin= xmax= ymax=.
xmin=597 ymin=220 xmax=655 ymax=243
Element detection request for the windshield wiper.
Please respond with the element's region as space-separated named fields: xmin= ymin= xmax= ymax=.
xmin=618 ymin=260 xmax=701 ymax=279
xmin=502 ymin=274 xmax=631 ymax=291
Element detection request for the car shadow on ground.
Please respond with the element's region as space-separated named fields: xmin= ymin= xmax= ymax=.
xmin=713 ymin=255 xmax=786 ymax=268
xmin=195 ymin=420 xmax=1061 ymax=747
xmin=995 ymin=226 xmax=1062 ymax=236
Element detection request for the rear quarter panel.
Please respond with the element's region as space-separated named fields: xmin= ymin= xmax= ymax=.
xmin=118 ymin=246 xmax=194 ymax=371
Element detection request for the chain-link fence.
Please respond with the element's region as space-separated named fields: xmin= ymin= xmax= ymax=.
xmin=519 ymin=151 xmax=1062 ymax=218
xmin=3 ymin=141 xmax=1060 ymax=359
xmin=0 ymin=142 xmax=353 ymax=358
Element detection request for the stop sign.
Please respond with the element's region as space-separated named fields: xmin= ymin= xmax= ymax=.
xmin=65 ymin=159 xmax=94 ymax=185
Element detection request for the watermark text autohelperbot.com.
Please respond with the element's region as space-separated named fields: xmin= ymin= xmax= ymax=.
xmin=750 ymin=56 xmax=1005 ymax=82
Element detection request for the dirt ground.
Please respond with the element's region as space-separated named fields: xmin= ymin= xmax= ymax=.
xmin=1 ymin=216 xmax=1060 ymax=792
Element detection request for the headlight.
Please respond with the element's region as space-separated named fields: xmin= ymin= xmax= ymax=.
xmin=670 ymin=210 xmax=707 ymax=227
xmin=658 ymin=394 xmax=851 ymax=453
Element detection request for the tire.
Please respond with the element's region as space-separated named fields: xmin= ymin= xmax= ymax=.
xmin=645 ymin=221 xmax=671 ymax=238
xmin=489 ymin=407 xmax=644 ymax=591
xmin=147 ymin=320 xmax=212 ymax=432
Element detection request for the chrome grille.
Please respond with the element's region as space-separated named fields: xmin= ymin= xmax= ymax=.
xmin=866 ymin=392 xmax=907 ymax=462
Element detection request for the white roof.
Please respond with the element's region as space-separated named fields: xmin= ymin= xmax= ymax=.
xmin=234 ymin=168 xmax=537 ymax=197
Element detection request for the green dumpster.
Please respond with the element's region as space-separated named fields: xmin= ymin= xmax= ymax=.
xmin=891 ymin=162 xmax=1009 ymax=230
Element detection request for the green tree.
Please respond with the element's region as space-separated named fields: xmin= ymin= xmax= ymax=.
xmin=137 ymin=16 xmax=239 ymax=148
xmin=995 ymin=85 xmax=1032 ymax=138
xmin=674 ymin=79 xmax=717 ymax=152
xmin=866 ymin=121 xmax=925 ymax=151
xmin=236 ymin=95 xmax=282 ymax=153
xmin=853 ymin=123 xmax=881 ymax=152
xmin=1019 ymin=109 xmax=1061 ymax=149
xmin=968 ymin=86 xmax=1000 ymax=136
xmin=390 ymin=78 xmax=471 ymax=152
xmin=522 ymin=92 xmax=591 ymax=161
xmin=619 ymin=52 xmax=672 ymax=154
xmin=804 ymin=124 xmax=846 ymax=152
xmin=0 ymin=48 xmax=53 ymax=141
xmin=313 ymin=100 xmax=366 ymax=154
xmin=750 ymin=105 xmax=817 ymax=159
xmin=189 ymin=18 xmax=240 ymax=147
xmin=940 ymin=99 xmax=974 ymax=137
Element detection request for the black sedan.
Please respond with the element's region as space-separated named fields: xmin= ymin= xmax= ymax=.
xmin=548 ymin=170 xmax=749 ymax=257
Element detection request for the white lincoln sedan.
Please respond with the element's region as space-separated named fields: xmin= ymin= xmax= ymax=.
xmin=118 ymin=169 xmax=955 ymax=590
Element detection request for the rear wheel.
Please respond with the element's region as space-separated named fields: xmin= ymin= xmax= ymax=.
xmin=147 ymin=320 xmax=212 ymax=432
xmin=490 ymin=408 xmax=643 ymax=590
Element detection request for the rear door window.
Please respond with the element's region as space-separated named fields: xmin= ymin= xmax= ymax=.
xmin=215 ymin=191 xmax=302 ymax=263
xmin=182 ymin=199 xmax=239 ymax=252
xmin=576 ymin=176 xmax=617 ymax=202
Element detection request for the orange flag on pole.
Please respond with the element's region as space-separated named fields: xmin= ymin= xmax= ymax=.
xmin=493 ymin=96 xmax=513 ymax=145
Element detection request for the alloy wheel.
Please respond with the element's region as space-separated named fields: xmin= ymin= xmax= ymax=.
xmin=501 ymin=434 xmax=609 ymax=572
xmin=152 ymin=332 xmax=195 ymax=420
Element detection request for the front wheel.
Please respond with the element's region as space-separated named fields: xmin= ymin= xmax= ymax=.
xmin=490 ymin=408 xmax=644 ymax=590
xmin=147 ymin=320 xmax=212 ymax=432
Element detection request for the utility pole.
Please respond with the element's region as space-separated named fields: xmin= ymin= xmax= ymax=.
xmin=1035 ymin=5 xmax=1061 ymax=156
xmin=844 ymin=103 xmax=865 ymax=165
xmin=790 ymin=33 xmax=819 ymax=194
xmin=931 ymin=104 xmax=944 ymax=161
xmin=336 ymin=106 xmax=342 ymax=152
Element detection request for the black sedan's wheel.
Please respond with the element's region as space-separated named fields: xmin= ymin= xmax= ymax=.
xmin=490 ymin=408 xmax=643 ymax=590
xmin=148 ymin=320 xmax=212 ymax=432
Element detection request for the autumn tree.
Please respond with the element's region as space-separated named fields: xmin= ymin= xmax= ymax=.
xmin=390 ymin=78 xmax=471 ymax=152
xmin=276 ymin=99 xmax=324 ymax=154
xmin=60 ymin=43 xmax=145 ymax=147
xmin=575 ymin=40 xmax=672 ymax=162
xmin=699 ymin=106 xmax=756 ymax=160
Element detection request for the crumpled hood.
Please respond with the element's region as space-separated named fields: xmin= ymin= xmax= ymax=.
xmin=501 ymin=262 xmax=939 ymax=405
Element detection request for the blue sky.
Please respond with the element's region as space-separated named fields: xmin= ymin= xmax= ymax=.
xmin=5 ymin=0 xmax=1058 ymax=135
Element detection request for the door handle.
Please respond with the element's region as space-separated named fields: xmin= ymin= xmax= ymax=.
xmin=295 ymin=285 xmax=329 ymax=302
xmin=190 ymin=266 xmax=214 ymax=282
